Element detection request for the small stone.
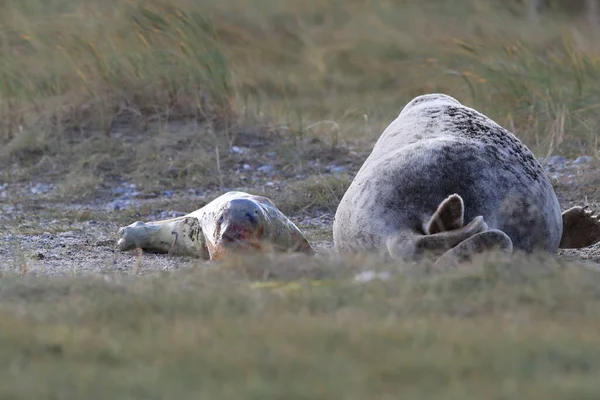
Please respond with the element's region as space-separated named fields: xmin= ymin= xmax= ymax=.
xmin=330 ymin=166 xmax=348 ymax=174
xmin=30 ymin=183 xmax=54 ymax=195
xmin=573 ymin=155 xmax=594 ymax=166
xmin=543 ymin=156 xmax=566 ymax=170
xmin=107 ymin=199 xmax=135 ymax=211
xmin=162 ymin=190 xmax=174 ymax=198
xmin=243 ymin=164 xmax=252 ymax=170
xmin=187 ymin=189 xmax=204 ymax=196
xmin=257 ymin=165 xmax=275 ymax=174
xmin=112 ymin=183 xmax=139 ymax=199
xmin=229 ymin=146 xmax=246 ymax=154
xmin=159 ymin=211 xmax=186 ymax=219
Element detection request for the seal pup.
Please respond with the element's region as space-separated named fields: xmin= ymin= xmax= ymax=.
xmin=117 ymin=191 xmax=314 ymax=260
xmin=333 ymin=93 xmax=600 ymax=266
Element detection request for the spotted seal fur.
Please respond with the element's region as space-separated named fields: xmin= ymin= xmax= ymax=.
xmin=117 ymin=191 xmax=314 ymax=260
xmin=333 ymin=93 xmax=600 ymax=265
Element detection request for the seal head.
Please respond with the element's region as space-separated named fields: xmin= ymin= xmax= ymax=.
xmin=206 ymin=198 xmax=268 ymax=260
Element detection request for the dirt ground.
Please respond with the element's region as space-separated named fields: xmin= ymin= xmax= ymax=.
xmin=1 ymin=134 xmax=599 ymax=276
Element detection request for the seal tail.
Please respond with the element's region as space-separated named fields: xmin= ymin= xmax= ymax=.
xmin=386 ymin=194 xmax=513 ymax=264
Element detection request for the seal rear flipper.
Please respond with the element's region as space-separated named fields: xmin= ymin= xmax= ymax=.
xmin=559 ymin=206 xmax=600 ymax=248
xmin=425 ymin=194 xmax=465 ymax=234
xmin=118 ymin=217 xmax=209 ymax=259
xmin=386 ymin=215 xmax=488 ymax=261
xmin=434 ymin=229 xmax=513 ymax=268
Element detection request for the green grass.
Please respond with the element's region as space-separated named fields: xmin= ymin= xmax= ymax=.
xmin=1 ymin=254 xmax=600 ymax=399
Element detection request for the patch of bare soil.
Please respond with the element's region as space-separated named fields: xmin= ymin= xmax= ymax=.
xmin=0 ymin=121 xmax=356 ymax=275
xmin=1 ymin=128 xmax=599 ymax=275
xmin=0 ymin=195 xmax=337 ymax=276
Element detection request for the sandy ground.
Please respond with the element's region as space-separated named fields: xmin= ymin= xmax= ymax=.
xmin=1 ymin=155 xmax=599 ymax=276
xmin=0 ymin=184 xmax=337 ymax=275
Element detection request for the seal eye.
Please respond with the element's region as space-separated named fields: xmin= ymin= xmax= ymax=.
xmin=245 ymin=212 xmax=257 ymax=224
xmin=218 ymin=215 xmax=224 ymax=224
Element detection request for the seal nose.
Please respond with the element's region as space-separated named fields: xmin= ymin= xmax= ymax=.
xmin=226 ymin=198 xmax=263 ymax=226
xmin=222 ymin=228 xmax=244 ymax=243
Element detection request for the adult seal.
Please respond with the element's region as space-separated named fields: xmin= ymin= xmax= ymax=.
xmin=117 ymin=191 xmax=314 ymax=260
xmin=333 ymin=93 xmax=600 ymax=265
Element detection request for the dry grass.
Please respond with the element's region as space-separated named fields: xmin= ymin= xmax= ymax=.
xmin=2 ymin=0 xmax=600 ymax=194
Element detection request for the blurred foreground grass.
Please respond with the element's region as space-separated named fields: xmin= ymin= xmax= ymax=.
xmin=1 ymin=253 xmax=600 ymax=398
xmin=1 ymin=0 xmax=600 ymax=194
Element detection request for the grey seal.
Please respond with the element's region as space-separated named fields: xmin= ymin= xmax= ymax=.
xmin=333 ymin=93 xmax=600 ymax=265
xmin=117 ymin=191 xmax=314 ymax=260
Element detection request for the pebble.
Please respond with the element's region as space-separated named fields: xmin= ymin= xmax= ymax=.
xmin=187 ymin=189 xmax=204 ymax=197
xmin=257 ymin=165 xmax=275 ymax=174
xmin=159 ymin=211 xmax=186 ymax=219
xmin=107 ymin=199 xmax=137 ymax=211
xmin=544 ymin=155 xmax=566 ymax=165
xmin=541 ymin=155 xmax=596 ymax=184
xmin=30 ymin=182 xmax=54 ymax=195
xmin=229 ymin=146 xmax=246 ymax=154
xmin=328 ymin=165 xmax=348 ymax=174
xmin=59 ymin=231 xmax=77 ymax=238
xmin=112 ymin=183 xmax=139 ymax=199
xmin=573 ymin=155 xmax=594 ymax=166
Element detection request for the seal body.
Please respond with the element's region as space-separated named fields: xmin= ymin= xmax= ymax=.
xmin=118 ymin=191 xmax=314 ymax=260
xmin=333 ymin=94 xmax=563 ymax=262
